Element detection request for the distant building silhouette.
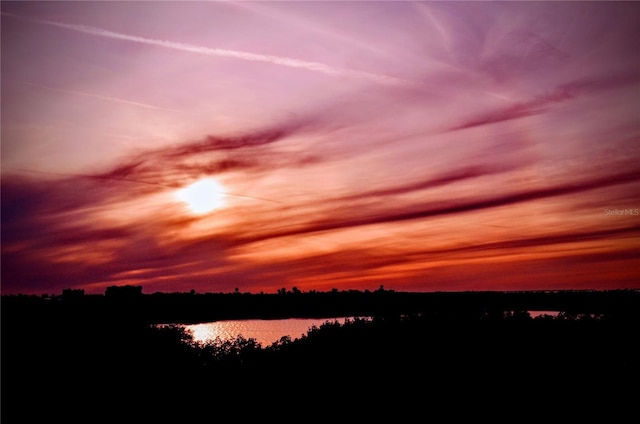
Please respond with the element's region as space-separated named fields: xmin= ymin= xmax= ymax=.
xmin=62 ymin=288 xmax=85 ymax=300
xmin=105 ymin=285 xmax=143 ymax=299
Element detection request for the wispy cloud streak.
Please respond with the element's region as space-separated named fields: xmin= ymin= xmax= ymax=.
xmin=339 ymin=165 xmax=518 ymax=201
xmin=87 ymin=117 xmax=317 ymax=187
xmin=450 ymin=74 xmax=640 ymax=131
xmin=242 ymin=169 xmax=640 ymax=242
xmin=418 ymin=225 xmax=640 ymax=256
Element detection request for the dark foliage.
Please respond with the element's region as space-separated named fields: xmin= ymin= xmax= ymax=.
xmin=2 ymin=289 xmax=639 ymax=421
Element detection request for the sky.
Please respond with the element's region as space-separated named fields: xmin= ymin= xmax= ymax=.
xmin=1 ymin=1 xmax=639 ymax=295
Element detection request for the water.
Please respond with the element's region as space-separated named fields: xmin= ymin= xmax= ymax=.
xmin=177 ymin=311 xmax=563 ymax=346
xmin=182 ymin=317 xmax=357 ymax=347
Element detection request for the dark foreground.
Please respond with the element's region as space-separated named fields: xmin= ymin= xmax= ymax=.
xmin=2 ymin=289 xmax=639 ymax=421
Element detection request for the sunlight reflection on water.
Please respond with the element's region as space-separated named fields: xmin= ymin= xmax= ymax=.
xmin=184 ymin=317 xmax=356 ymax=347
xmin=528 ymin=310 xmax=561 ymax=318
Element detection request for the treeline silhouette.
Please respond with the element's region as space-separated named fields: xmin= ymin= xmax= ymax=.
xmin=3 ymin=285 xmax=639 ymax=324
xmin=2 ymin=287 xmax=639 ymax=421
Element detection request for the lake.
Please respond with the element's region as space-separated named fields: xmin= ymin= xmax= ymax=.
xmin=182 ymin=317 xmax=360 ymax=347
xmin=174 ymin=311 xmax=562 ymax=346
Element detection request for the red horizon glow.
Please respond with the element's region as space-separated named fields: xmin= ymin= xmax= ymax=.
xmin=1 ymin=1 xmax=639 ymax=295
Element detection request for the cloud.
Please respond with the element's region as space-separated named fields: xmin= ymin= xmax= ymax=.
xmin=80 ymin=115 xmax=323 ymax=193
xmin=418 ymin=225 xmax=640 ymax=257
xmin=236 ymin=169 xmax=640 ymax=243
xmin=339 ymin=164 xmax=519 ymax=201
xmin=449 ymin=73 xmax=640 ymax=131
xmin=161 ymin=118 xmax=313 ymax=156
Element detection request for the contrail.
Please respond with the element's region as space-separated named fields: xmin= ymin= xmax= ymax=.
xmin=2 ymin=11 xmax=407 ymax=87
xmin=21 ymin=82 xmax=175 ymax=111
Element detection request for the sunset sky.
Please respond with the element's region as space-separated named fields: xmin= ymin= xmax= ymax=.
xmin=2 ymin=1 xmax=639 ymax=295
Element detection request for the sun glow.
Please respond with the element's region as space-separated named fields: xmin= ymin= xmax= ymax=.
xmin=176 ymin=178 xmax=226 ymax=214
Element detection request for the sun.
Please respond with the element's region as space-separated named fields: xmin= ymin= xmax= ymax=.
xmin=176 ymin=178 xmax=226 ymax=214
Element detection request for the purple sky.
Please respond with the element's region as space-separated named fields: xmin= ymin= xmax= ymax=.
xmin=2 ymin=1 xmax=639 ymax=295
